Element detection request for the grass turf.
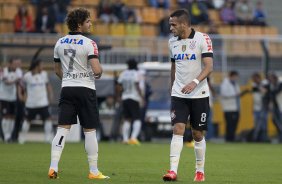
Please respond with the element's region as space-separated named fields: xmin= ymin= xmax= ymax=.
xmin=0 ymin=142 xmax=282 ymax=184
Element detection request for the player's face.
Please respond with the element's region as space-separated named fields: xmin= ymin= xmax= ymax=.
xmin=80 ymin=17 xmax=92 ymax=33
xmin=169 ymin=17 xmax=185 ymax=37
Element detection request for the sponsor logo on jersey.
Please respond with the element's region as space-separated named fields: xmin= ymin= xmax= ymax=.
xmin=173 ymin=53 xmax=196 ymax=61
xmin=60 ymin=38 xmax=84 ymax=45
xmin=63 ymin=72 xmax=94 ymax=79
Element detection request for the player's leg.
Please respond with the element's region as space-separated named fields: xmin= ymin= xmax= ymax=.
xmin=121 ymin=100 xmax=131 ymax=143
xmin=78 ymin=88 xmax=109 ymax=179
xmin=48 ymin=87 xmax=75 ymax=179
xmin=163 ymin=97 xmax=189 ymax=181
xmin=190 ymin=97 xmax=209 ymax=182
xmin=129 ymin=100 xmax=141 ymax=145
xmin=1 ymin=101 xmax=15 ymax=142
xmin=41 ymin=106 xmax=54 ymax=143
xmin=18 ymin=107 xmax=34 ymax=144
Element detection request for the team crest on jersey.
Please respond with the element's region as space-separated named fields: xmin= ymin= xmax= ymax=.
xmin=171 ymin=110 xmax=176 ymax=120
xmin=182 ymin=45 xmax=186 ymax=52
xmin=189 ymin=41 xmax=196 ymax=50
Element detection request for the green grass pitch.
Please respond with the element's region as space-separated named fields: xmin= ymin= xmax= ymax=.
xmin=0 ymin=142 xmax=282 ymax=184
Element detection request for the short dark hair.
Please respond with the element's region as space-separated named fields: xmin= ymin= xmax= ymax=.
xmin=229 ymin=70 xmax=239 ymax=77
xmin=170 ymin=9 xmax=190 ymax=25
xmin=127 ymin=59 xmax=138 ymax=70
xmin=66 ymin=8 xmax=90 ymax=32
xmin=29 ymin=59 xmax=41 ymax=71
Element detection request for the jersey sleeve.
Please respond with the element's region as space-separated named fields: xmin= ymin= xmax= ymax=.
xmin=54 ymin=40 xmax=61 ymax=63
xmin=87 ymin=40 xmax=99 ymax=60
xmin=201 ymin=33 xmax=213 ymax=58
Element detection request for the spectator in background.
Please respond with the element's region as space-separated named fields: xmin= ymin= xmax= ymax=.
xmin=177 ymin=0 xmax=190 ymax=8
xmin=99 ymin=95 xmax=115 ymax=114
xmin=35 ymin=6 xmax=56 ymax=33
xmin=125 ymin=7 xmax=141 ymax=23
xmin=253 ymin=1 xmax=267 ymax=26
xmin=220 ymin=71 xmax=242 ymax=142
xmin=235 ymin=0 xmax=253 ymax=25
xmin=220 ymin=0 xmax=237 ymax=25
xmin=112 ymin=0 xmax=126 ymax=22
xmin=251 ymin=72 xmax=268 ymax=142
xmin=158 ymin=10 xmax=171 ymax=37
xmin=98 ymin=0 xmax=118 ymax=23
xmin=189 ymin=0 xmax=209 ymax=25
xmin=0 ymin=58 xmax=23 ymax=143
xmin=54 ymin=0 xmax=71 ymax=23
xmin=149 ymin=0 xmax=170 ymax=9
xmin=14 ymin=5 xmax=34 ymax=33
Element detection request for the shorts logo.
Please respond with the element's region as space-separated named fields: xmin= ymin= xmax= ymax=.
xmin=182 ymin=45 xmax=186 ymax=52
xmin=189 ymin=41 xmax=196 ymax=50
xmin=199 ymin=124 xmax=205 ymax=126
xmin=171 ymin=110 xmax=176 ymax=120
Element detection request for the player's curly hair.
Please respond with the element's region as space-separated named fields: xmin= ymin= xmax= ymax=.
xmin=66 ymin=8 xmax=90 ymax=32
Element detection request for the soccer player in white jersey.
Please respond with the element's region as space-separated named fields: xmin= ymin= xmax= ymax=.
xmin=0 ymin=58 xmax=22 ymax=142
xmin=118 ymin=59 xmax=144 ymax=145
xmin=48 ymin=8 xmax=109 ymax=180
xmin=18 ymin=59 xmax=54 ymax=144
xmin=162 ymin=9 xmax=213 ymax=182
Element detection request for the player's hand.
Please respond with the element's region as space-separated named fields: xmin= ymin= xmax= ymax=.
xmin=94 ymin=73 xmax=102 ymax=79
xmin=181 ymin=81 xmax=197 ymax=94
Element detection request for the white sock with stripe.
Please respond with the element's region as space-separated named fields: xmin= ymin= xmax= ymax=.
xmin=50 ymin=127 xmax=69 ymax=172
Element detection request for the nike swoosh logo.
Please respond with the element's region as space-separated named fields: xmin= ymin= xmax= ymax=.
xmin=173 ymin=45 xmax=179 ymax=48
xmin=199 ymin=124 xmax=205 ymax=126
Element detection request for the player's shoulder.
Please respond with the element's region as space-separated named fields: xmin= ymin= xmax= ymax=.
xmin=194 ymin=30 xmax=211 ymax=40
xmin=23 ymin=71 xmax=32 ymax=78
xmin=168 ymin=36 xmax=179 ymax=45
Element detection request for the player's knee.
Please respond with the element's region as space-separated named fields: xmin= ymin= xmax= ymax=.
xmin=173 ymin=123 xmax=185 ymax=135
xmin=192 ymin=130 xmax=204 ymax=142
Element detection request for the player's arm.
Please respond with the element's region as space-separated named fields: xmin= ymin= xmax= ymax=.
xmin=54 ymin=62 xmax=63 ymax=79
xmin=46 ymin=82 xmax=54 ymax=104
xmin=181 ymin=57 xmax=213 ymax=94
xmin=89 ymin=58 xmax=102 ymax=79
xmin=17 ymin=83 xmax=26 ymax=102
xmin=171 ymin=62 xmax=175 ymax=92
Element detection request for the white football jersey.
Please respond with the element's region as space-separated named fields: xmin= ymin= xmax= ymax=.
xmin=0 ymin=67 xmax=22 ymax=101
xmin=169 ymin=28 xmax=213 ymax=99
xmin=118 ymin=69 xmax=140 ymax=101
xmin=23 ymin=71 xmax=49 ymax=108
xmin=54 ymin=32 xmax=99 ymax=90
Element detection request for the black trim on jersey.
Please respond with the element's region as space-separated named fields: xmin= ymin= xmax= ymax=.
xmin=202 ymin=53 xmax=213 ymax=58
xmin=69 ymin=32 xmax=82 ymax=35
xmin=54 ymin=58 xmax=61 ymax=62
xmin=88 ymin=55 xmax=98 ymax=60
xmin=177 ymin=28 xmax=195 ymax=40
xmin=171 ymin=58 xmax=175 ymax=63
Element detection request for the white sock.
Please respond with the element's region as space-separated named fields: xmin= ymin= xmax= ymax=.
xmin=170 ymin=134 xmax=183 ymax=174
xmin=194 ymin=138 xmax=206 ymax=173
xmin=19 ymin=120 xmax=30 ymax=144
xmin=50 ymin=127 xmax=70 ymax=172
xmin=130 ymin=120 xmax=141 ymax=140
xmin=1 ymin=118 xmax=10 ymax=141
xmin=44 ymin=120 xmax=53 ymax=143
xmin=84 ymin=130 xmax=99 ymax=175
xmin=122 ymin=121 xmax=131 ymax=142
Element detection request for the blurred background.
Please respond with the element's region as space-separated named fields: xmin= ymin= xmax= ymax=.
xmin=1 ymin=0 xmax=282 ymax=144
